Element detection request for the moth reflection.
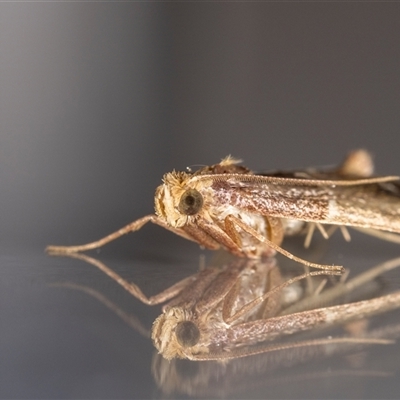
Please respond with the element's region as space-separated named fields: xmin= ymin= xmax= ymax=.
xmin=152 ymin=320 xmax=400 ymax=398
xmin=51 ymin=252 xmax=400 ymax=363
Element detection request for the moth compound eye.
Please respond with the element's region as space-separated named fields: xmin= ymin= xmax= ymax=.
xmin=178 ymin=189 xmax=203 ymax=215
xmin=175 ymin=321 xmax=200 ymax=348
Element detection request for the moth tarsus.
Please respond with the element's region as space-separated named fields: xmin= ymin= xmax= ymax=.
xmin=47 ymin=149 xmax=400 ymax=273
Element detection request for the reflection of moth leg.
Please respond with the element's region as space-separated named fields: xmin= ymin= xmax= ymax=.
xmin=52 ymin=281 xmax=150 ymax=338
xmin=52 ymin=251 xmax=197 ymax=305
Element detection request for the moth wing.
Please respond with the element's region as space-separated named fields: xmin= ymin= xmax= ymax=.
xmin=217 ymin=176 xmax=400 ymax=234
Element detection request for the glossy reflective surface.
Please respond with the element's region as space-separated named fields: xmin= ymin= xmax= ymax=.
xmin=2 ymin=232 xmax=400 ymax=399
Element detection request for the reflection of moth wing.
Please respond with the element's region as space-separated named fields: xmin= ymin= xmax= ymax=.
xmin=53 ymin=251 xmax=400 ymax=364
xmin=206 ymin=174 xmax=400 ymax=233
xmin=152 ymin=322 xmax=400 ymax=398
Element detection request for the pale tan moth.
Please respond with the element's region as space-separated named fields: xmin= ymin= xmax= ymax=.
xmin=47 ymin=150 xmax=400 ymax=272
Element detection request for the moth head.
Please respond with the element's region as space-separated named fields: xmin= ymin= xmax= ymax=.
xmin=154 ymin=171 xmax=205 ymax=227
xmin=152 ymin=307 xmax=201 ymax=360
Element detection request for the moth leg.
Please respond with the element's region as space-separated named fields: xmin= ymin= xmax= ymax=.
xmin=264 ymin=216 xmax=285 ymax=246
xmin=196 ymin=218 xmax=249 ymax=258
xmin=223 ymin=217 xmax=243 ymax=248
xmin=315 ymin=223 xmax=329 ymax=239
xmin=226 ymin=215 xmax=345 ymax=273
xmin=303 ymin=223 xmax=316 ymax=249
xmin=340 ymin=226 xmax=351 ymax=242
xmin=50 ymin=252 xmax=196 ymax=305
xmin=304 ymin=223 xmax=329 ymax=249
xmin=223 ymin=215 xmax=281 ymax=258
xmin=326 ymin=225 xmax=352 ymax=242
xmin=181 ymin=224 xmax=222 ymax=250
xmin=46 ymin=214 xmax=197 ymax=254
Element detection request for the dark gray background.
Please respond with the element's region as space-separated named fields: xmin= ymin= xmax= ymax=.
xmin=1 ymin=3 xmax=400 ymax=399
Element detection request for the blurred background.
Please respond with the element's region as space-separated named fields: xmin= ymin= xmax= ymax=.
xmin=1 ymin=3 xmax=400 ymax=399
xmin=2 ymin=3 xmax=400 ymax=248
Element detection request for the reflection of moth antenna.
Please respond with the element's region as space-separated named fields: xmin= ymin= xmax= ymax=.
xmin=50 ymin=251 xmax=400 ymax=361
xmin=47 ymin=150 xmax=400 ymax=272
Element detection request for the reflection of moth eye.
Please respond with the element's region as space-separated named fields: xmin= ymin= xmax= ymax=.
xmin=178 ymin=189 xmax=203 ymax=215
xmin=175 ymin=321 xmax=200 ymax=348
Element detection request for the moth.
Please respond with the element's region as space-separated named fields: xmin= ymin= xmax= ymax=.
xmin=47 ymin=150 xmax=400 ymax=272
xmin=53 ymin=251 xmax=400 ymax=361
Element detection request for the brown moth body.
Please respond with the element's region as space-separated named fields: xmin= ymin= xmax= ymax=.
xmin=47 ymin=150 xmax=400 ymax=272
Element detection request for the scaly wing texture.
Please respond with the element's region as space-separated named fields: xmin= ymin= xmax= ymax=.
xmin=203 ymin=175 xmax=400 ymax=233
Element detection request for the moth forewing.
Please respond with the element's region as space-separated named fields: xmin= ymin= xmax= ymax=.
xmin=190 ymin=173 xmax=400 ymax=232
